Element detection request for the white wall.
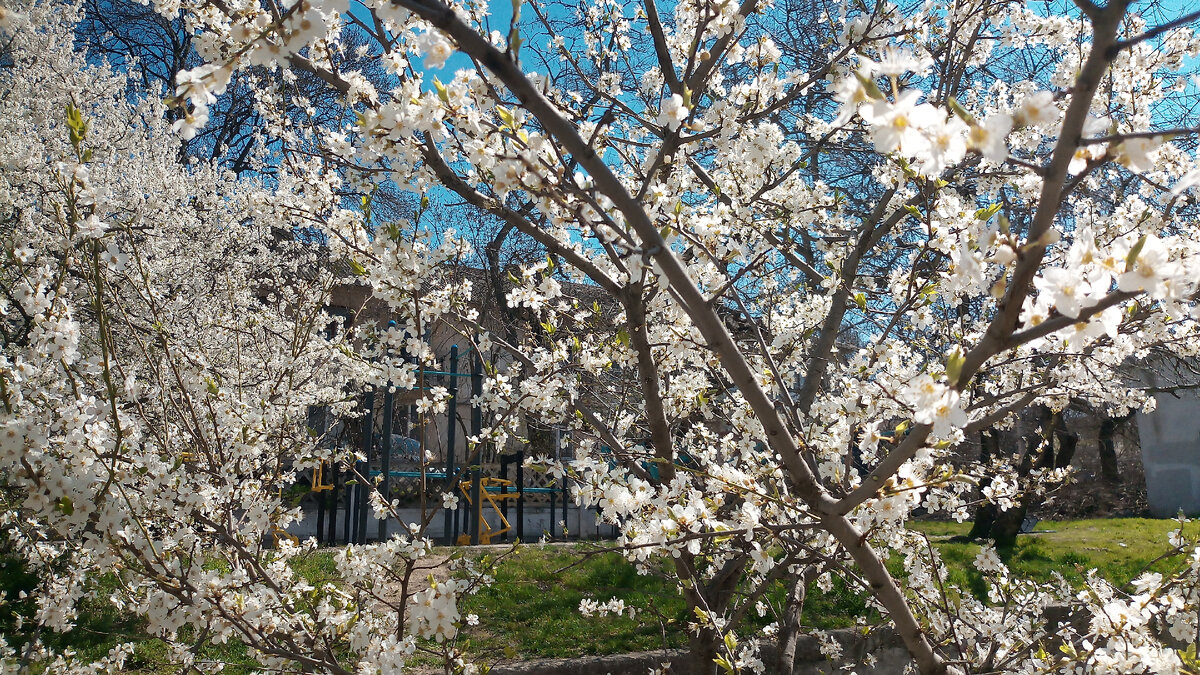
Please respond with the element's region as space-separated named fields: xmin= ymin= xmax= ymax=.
xmin=1138 ymin=392 xmax=1200 ymax=517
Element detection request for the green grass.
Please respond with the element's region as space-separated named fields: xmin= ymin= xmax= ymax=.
xmin=0 ymin=551 xmax=333 ymax=674
xmin=458 ymin=545 xmax=689 ymax=658
xmin=6 ymin=518 xmax=1199 ymax=667
xmin=290 ymin=549 xmax=341 ymax=585
xmin=456 ymin=544 xmax=879 ymax=659
xmin=914 ymin=518 xmax=1199 ymax=590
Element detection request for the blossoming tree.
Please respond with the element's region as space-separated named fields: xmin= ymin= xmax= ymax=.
xmin=7 ymin=0 xmax=1200 ymax=671
xmin=0 ymin=3 xmax=497 ymax=673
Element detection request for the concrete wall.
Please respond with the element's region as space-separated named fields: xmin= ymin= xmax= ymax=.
xmin=1138 ymin=392 xmax=1200 ymax=516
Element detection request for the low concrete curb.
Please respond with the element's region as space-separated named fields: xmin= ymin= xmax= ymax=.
xmin=488 ymin=648 xmax=687 ymax=675
xmin=487 ymin=627 xmax=911 ymax=675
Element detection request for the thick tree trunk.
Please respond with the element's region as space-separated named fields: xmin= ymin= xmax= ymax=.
xmin=1054 ymin=427 xmax=1079 ymax=469
xmin=689 ymin=628 xmax=720 ymax=675
xmin=677 ymin=553 xmax=746 ymax=675
xmin=992 ymin=426 xmax=1053 ymax=547
xmin=966 ymin=429 xmax=1001 ymax=540
xmin=1098 ymin=416 xmax=1123 ymax=484
xmin=774 ymin=569 xmax=817 ymax=675
xmin=975 ymin=407 xmax=1064 ymax=546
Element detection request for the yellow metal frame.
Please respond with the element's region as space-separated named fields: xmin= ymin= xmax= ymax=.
xmin=271 ymin=525 xmax=299 ymax=546
xmin=311 ymin=461 xmax=334 ymax=492
xmin=456 ymin=477 xmax=520 ymax=545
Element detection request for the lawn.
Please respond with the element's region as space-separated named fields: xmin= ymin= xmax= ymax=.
xmin=3 ymin=518 xmax=1194 ymax=671
xmin=456 ymin=518 xmax=1198 ymax=659
xmin=918 ymin=517 xmax=1198 ymax=590
xmin=453 ymin=543 xmax=875 ymax=661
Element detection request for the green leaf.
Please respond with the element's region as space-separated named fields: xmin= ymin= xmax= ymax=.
xmin=947 ymin=96 xmax=977 ymax=125
xmin=945 ymin=348 xmax=964 ymax=383
xmin=65 ymin=104 xmax=88 ymax=148
xmin=615 ymin=328 xmax=630 ymax=347
xmin=433 ymin=77 xmax=449 ymax=105
xmin=974 ymin=203 xmax=1002 ymax=221
xmin=497 ymin=106 xmax=516 ymax=130
xmin=349 ymin=259 xmax=367 ymax=276
xmin=853 ymin=71 xmax=886 ymax=100
xmin=58 ymin=496 xmax=74 ymax=515
xmin=1125 ymin=234 xmax=1147 ymax=272
xmin=854 ymin=292 xmax=867 ymax=310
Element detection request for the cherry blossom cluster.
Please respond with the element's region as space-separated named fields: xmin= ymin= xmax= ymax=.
xmin=11 ymin=0 xmax=1200 ymax=671
xmin=0 ymin=1 xmax=495 ymax=672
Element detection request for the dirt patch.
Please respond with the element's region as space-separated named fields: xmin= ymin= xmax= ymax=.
xmin=368 ymin=551 xmax=454 ymax=610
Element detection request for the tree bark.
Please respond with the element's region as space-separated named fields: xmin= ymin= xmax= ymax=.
xmin=1098 ymin=416 xmax=1123 ymax=484
xmin=689 ymin=628 xmax=720 ymax=675
xmin=774 ymin=570 xmax=815 ymax=675
xmin=966 ymin=429 xmax=1001 ymax=540
xmin=1054 ymin=427 xmax=1079 ymax=469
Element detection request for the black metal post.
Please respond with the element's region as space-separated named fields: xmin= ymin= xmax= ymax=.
xmin=470 ymin=347 xmax=483 ymax=546
xmin=559 ymin=429 xmax=569 ymax=539
xmin=499 ymin=453 xmax=510 ymax=542
xmin=379 ymin=386 xmax=393 ymax=541
xmin=316 ymin=492 xmax=325 ymax=544
xmin=342 ymin=450 xmax=353 ymax=544
xmin=312 ymin=407 xmax=327 ymax=544
xmin=327 ymin=463 xmax=339 ymax=543
xmin=444 ymin=346 xmax=458 ymax=544
xmin=516 ymin=450 xmax=525 ymax=542
xmin=357 ymin=390 xmax=374 ymax=544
